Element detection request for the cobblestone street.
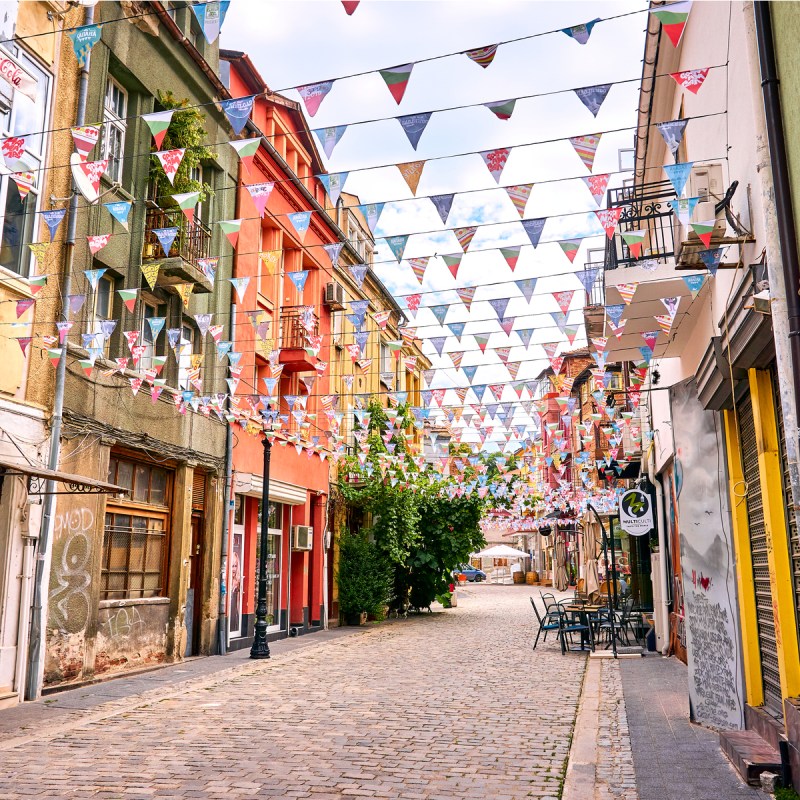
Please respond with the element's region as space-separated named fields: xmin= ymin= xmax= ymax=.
xmin=0 ymin=586 xmax=588 ymax=799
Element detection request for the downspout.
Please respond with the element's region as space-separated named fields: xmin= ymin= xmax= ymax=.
xmin=26 ymin=3 xmax=93 ymax=701
xmin=217 ymin=421 xmax=232 ymax=655
xmin=752 ymin=2 xmax=800 ymax=519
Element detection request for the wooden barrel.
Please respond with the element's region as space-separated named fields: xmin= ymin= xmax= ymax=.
xmin=526 ymin=571 xmax=537 ymax=585
xmin=513 ymin=571 xmax=526 ymax=584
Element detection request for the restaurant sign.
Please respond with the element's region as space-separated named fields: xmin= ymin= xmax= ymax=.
xmin=618 ymin=489 xmax=654 ymax=536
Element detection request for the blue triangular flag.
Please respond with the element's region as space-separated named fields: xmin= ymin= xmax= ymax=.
xmin=152 ymin=227 xmax=178 ymax=256
xmin=522 ymin=217 xmax=546 ymax=248
xmin=84 ymin=268 xmax=106 ymax=291
xmin=317 ymin=172 xmax=348 ymax=206
xmin=288 ymin=270 xmax=309 ymax=293
xmin=220 ymin=95 xmax=255 ymax=135
xmin=430 ymin=305 xmax=448 ymax=325
xmin=698 ymin=247 xmax=726 ymax=275
xmin=385 ymin=234 xmax=409 ymax=262
xmin=664 ymin=162 xmax=693 ymax=196
xmin=397 ymin=112 xmax=432 ymax=150
xmin=287 ymin=211 xmax=312 ymax=240
xmin=103 ymin=201 xmax=131 ymax=230
xmin=605 ymin=303 xmax=625 ymax=325
xmin=313 ymin=125 xmax=348 ymax=158
xmin=42 ymin=208 xmax=67 ymax=240
xmin=574 ymin=84 xmax=612 ymax=117
xmin=430 ymin=194 xmax=455 ymax=224
xmin=463 ymin=366 xmax=478 ymax=382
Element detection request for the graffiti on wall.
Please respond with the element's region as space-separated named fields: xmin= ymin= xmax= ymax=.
xmin=50 ymin=507 xmax=94 ymax=634
xmin=669 ymin=379 xmax=744 ymax=730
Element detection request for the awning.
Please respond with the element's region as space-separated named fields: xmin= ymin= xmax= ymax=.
xmin=233 ymin=472 xmax=308 ymax=505
xmin=0 ymin=457 xmax=125 ymax=495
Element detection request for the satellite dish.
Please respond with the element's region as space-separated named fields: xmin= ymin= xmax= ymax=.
xmin=70 ymin=152 xmax=104 ymax=204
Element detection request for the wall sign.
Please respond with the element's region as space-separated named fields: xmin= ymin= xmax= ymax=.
xmin=618 ymin=489 xmax=653 ymax=536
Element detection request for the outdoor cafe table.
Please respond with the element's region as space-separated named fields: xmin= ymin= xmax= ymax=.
xmin=560 ymin=604 xmax=604 ymax=651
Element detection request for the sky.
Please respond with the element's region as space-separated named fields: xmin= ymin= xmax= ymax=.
xmin=221 ymin=1 xmax=649 ymax=448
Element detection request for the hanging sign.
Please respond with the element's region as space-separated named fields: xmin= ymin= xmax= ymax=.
xmin=618 ymin=489 xmax=654 ymax=536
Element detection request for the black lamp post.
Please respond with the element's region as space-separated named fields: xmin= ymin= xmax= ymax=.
xmin=586 ymin=502 xmax=618 ymax=659
xmin=250 ymin=431 xmax=273 ymax=659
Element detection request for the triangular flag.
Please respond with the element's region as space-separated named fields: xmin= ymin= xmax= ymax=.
xmin=313 ymin=125 xmax=348 ymax=158
xmin=489 ymin=297 xmax=510 ymax=321
xmin=664 ymin=162 xmax=693 ymax=196
xmin=397 ymin=112 xmax=431 ymax=150
xmin=87 ymin=234 xmax=110 ymax=255
xmin=430 ymin=194 xmax=454 ymax=224
xmin=562 ymin=18 xmax=601 ymax=45
xmin=641 ymin=330 xmax=659 ymax=351
xmin=605 ymin=304 xmax=625 ymax=326
xmin=246 ymin=182 xmax=275 ymax=217
xmin=430 ymin=305 xmax=448 ymax=325
xmin=142 ymin=111 xmax=173 ymax=149
xmin=552 ymin=290 xmax=575 ymax=315
xmin=651 ymin=1 xmax=692 ymax=48
xmin=454 ymin=226 xmax=478 ymax=252
xmin=691 ymin=220 xmax=716 ymax=249
xmin=616 ymin=283 xmax=638 ymax=304
xmin=441 ymin=253 xmax=462 ymax=279
xmin=559 ymin=238 xmax=582 ymax=263
xmin=287 ymin=211 xmax=312 ymax=241
xmin=457 ymin=287 xmax=476 ymax=311
xmin=342 ymin=1 xmax=359 ymax=14
xmin=522 ymin=218 xmax=546 ymax=248
xmin=358 ymin=202 xmax=385 ymax=233
xmin=322 ymin=242 xmax=345 ymax=265
xmin=582 ymin=174 xmax=610 ymax=206
xmin=654 ymin=314 xmax=675 ymax=337
xmin=84 ymin=267 xmax=106 ymax=290
xmin=385 ymin=234 xmax=409 ymax=262
xmin=175 ymin=283 xmax=193 ymax=308
xmin=500 ymin=246 xmax=521 ymax=271
xmin=152 ymin=227 xmax=178 ymax=257
xmin=621 ymin=230 xmax=647 ymax=258
xmin=155 ymin=149 xmax=185 ymax=185
xmin=669 ymin=197 xmax=699 ymax=226
xmin=220 ymin=96 xmax=255 ymax=135
xmin=219 ymin=219 xmax=242 ymax=247
xmin=230 ymin=137 xmax=260 ymax=175
xmin=595 ymin=208 xmax=622 ymax=240
xmin=464 ymin=44 xmax=499 ymax=68
xmin=505 ymin=185 xmax=532 ymax=218
xmin=699 ymin=247 xmax=726 ymax=275
xmin=484 ymin=99 xmax=516 ymax=121
xmin=516 ymin=278 xmax=537 ymax=302
xmin=683 ymin=274 xmax=706 ymax=297
xmin=11 ymin=171 xmax=35 ymax=201
xmin=379 ymin=63 xmax=414 ymax=104
xmin=480 ymin=148 xmax=510 ymax=183
xmin=575 ymin=268 xmax=600 ymax=294
xmin=288 ymin=271 xmax=309 ymax=293
xmin=297 ymin=81 xmax=334 ymax=117
xmin=71 ymin=125 xmax=99 ymax=160
xmin=42 ymin=209 xmax=67 ymax=240
xmin=397 ymin=160 xmax=425 ymax=195
xmin=574 ymin=84 xmax=612 ymax=117
xmin=172 ymin=192 xmax=200 ymax=223
xmin=671 ymin=68 xmax=709 ymax=95
xmin=141 ymin=262 xmax=161 ymax=291
xmin=657 ymin=119 xmax=689 ymax=159
xmin=407 ymin=257 xmax=429 ymax=284
xmin=118 ymin=288 xmax=138 ymax=312
xmin=318 ymin=172 xmax=348 ymax=207
xmin=103 ymin=201 xmax=131 ymax=230
xmin=570 ymin=134 xmax=602 ymax=171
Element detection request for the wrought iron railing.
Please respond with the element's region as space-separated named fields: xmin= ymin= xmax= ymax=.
xmin=280 ymin=306 xmax=319 ymax=350
xmin=143 ymin=206 xmax=211 ymax=264
xmin=604 ymin=180 xmax=676 ymax=270
xmin=583 ymin=260 xmax=605 ymax=306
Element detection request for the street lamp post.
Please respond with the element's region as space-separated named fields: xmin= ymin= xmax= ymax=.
xmin=586 ymin=502 xmax=618 ymax=659
xmin=250 ymin=432 xmax=273 ymax=659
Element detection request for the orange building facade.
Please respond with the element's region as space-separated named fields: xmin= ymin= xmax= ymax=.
xmin=221 ymin=52 xmax=339 ymax=647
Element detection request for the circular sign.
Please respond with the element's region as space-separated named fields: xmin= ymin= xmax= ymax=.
xmin=618 ymin=489 xmax=654 ymax=536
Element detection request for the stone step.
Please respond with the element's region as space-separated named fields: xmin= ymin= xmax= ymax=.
xmin=720 ymin=729 xmax=782 ymax=786
xmin=0 ymin=691 xmax=18 ymax=710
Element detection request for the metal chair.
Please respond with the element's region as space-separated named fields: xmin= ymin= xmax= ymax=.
xmin=530 ymin=597 xmax=560 ymax=649
xmin=556 ymin=602 xmax=595 ymax=654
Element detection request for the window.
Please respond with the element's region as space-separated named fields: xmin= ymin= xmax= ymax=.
xmin=380 ymin=341 xmax=392 ymax=373
xmin=190 ymin=165 xmax=205 ymax=223
xmin=90 ymin=272 xmax=116 ymax=354
xmin=178 ymin=322 xmax=198 ymax=389
xmin=138 ymin=299 xmax=167 ymax=372
xmin=101 ymin=456 xmax=172 ymax=600
xmin=102 ymin=77 xmax=127 ymax=183
xmin=0 ymin=49 xmax=50 ymax=277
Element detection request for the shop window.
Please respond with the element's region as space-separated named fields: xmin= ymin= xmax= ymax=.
xmin=102 ymin=77 xmax=127 ymax=184
xmin=101 ymin=456 xmax=171 ymax=600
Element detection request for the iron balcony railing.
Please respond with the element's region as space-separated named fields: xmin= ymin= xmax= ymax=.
xmin=604 ymin=179 xmax=677 ymax=270
xmin=583 ymin=259 xmax=605 ymax=307
xmin=143 ymin=206 xmax=211 ymax=265
xmin=280 ymin=306 xmax=319 ymax=350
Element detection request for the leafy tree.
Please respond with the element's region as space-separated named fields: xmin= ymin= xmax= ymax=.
xmin=335 ymin=527 xmax=393 ymax=618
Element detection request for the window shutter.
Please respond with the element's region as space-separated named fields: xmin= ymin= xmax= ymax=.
xmin=192 ymin=471 xmax=206 ymax=511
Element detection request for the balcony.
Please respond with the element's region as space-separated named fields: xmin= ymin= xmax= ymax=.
xmin=142 ymin=206 xmax=213 ymax=294
xmin=581 ymin=259 xmax=606 ymax=341
xmin=279 ymin=306 xmax=318 ymax=373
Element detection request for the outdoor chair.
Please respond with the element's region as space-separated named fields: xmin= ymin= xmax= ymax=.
xmin=556 ymin=602 xmax=595 ymax=654
xmin=597 ymin=597 xmax=637 ymax=647
xmin=530 ymin=596 xmax=560 ymax=650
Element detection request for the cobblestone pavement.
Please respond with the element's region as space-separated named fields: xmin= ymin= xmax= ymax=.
xmin=619 ymin=655 xmax=766 ymax=800
xmin=596 ymin=660 xmax=638 ymax=800
xmin=0 ymin=585 xmax=587 ymax=799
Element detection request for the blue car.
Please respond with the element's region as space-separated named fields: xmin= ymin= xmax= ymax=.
xmin=457 ymin=564 xmax=487 ymax=582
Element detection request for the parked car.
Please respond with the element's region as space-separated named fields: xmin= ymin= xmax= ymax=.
xmin=456 ymin=564 xmax=487 ymax=582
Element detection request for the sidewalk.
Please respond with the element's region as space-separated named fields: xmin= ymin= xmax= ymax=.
xmin=0 ymin=625 xmax=363 ymax=739
xmin=563 ymin=653 xmax=767 ymax=800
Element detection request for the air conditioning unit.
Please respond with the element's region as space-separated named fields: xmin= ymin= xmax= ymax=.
xmin=292 ymin=525 xmax=313 ymax=551
xmin=323 ymin=282 xmax=345 ymax=309
xmin=688 ymin=164 xmax=726 ymax=233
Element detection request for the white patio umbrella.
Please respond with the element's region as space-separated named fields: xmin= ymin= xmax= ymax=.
xmin=472 ymin=544 xmax=530 ymax=559
xmin=583 ymin=524 xmax=601 ymax=598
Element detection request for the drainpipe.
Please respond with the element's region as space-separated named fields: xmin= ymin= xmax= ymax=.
xmin=217 ymin=421 xmax=232 ymax=656
xmin=751 ymin=1 xmax=800 ymax=522
xmin=26 ymin=4 xmax=94 ymax=701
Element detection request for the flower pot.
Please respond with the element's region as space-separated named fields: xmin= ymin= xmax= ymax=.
xmin=345 ymin=611 xmax=368 ymax=626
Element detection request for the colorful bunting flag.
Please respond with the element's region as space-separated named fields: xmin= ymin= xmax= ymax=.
xmin=516 ymin=278 xmax=537 ymax=303
xmin=297 ymin=81 xmax=334 ymax=117
xmin=155 ymin=149 xmax=185 ymax=185
xmin=671 ymin=67 xmax=709 ymax=95
xmin=698 ymin=247 xmax=726 ymax=275
xmin=173 ymin=192 xmax=200 ymax=223
xmin=397 ymin=112 xmax=432 ymax=150
xmin=480 ymin=148 xmax=510 ymax=183
xmin=522 ymin=217 xmax=546 ymax=248
xmin=505 ymin=184 xmax=532 ymax=218
xmin=500 ymin=245 xmax=521 ymax=271
xmin=456 ymin=287 xmax=476 ymax=310
xmin=42 ymin=209 xmax=67 ymax=240
xmin=454 ymin=226 xmax=478 ymax=252
xmin=683 ymin=274 xmax=706 ymax=297
xmin=664 ymin=162 xmax=693 ymax=196
xmin=558 ymin=238 xmax=582 ymax=263
xmin=318 ymin=172 xmax=348 ymax=207
xmin=142 ymin=110 xmax=174 ymax=149
xmin=464 ymin=44 xmax=499 ymax=68
xmin=552 ymin=290 xmax=575 ymax=315
xmin=570 ymin=134 xmax=602 ymax=171
xmin=246 ymin=182 xmax=275 ymax=217
xmin=484 ymin=99 xmax=516 ymax=121
xmin=616 ymin=283 xmax=638 ymax=304
xmin=691 ymin=220 xmax=716 ymax=249
xmin=441 ymin=253 xmax=462 ymax=279
xmin=651 ymin=1 xmax=692 ymax=48
xmin=657 ymin=119 xmax=689 ymax=159
xmin=103 ymin=201 xmax=131 ymax=230
xmin=71 ymin=125 xmax=99 ymax=161
xmin=313 ymin=125 xmax=347 ymax=158
xmin=287 ymin=211 xmax=312 ymax=241
xmin=595 ymin=208 xmax=622 ymax=239
xmin=562 ymin=18 xmax=601 ymax=45
xmin=229 ymin=137 xmax=260 ymax=175
xmin=153 ymin=227 xmax=178 ymax=257
xmin=379 ymin=63 xmax=414 ymax=104
xmin=407 ymin=257 xmax=429 ymax=284
xmin=220 ymin=95 xmax=254 ymax=135
xmin=430 ymin=194 xmax=454 ymax=223
xmin=574 ymin=84 xmax=611 ymax=117
xmin=69 ymin=24 xmax=101 ymax=67
xmin=397 ymin=160 xmax=425 ymax=195
xmin=385 ymin=234 xmax=409 ymax=261
xmin=118 ymin=288 xmax=139 ymax=312
xmin=219 ymin=219 xmax=242 ymax=247
xmin=582 ymin=173 xmax=610 ymax=206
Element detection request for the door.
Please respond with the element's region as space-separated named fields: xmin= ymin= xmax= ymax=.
xmin=229 ymin=522 xmax=245 ymax=640
xmin=738 ymin=390 xmax=783 ymax=717
xmin=185 ymin=514 xmax=203 ymax=657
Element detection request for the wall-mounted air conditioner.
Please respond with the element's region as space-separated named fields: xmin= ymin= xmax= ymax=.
xmin=323 ymin=282 xmax=345 ymax=309
xmin=292 ymin=525 xmax=313 ymax=551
